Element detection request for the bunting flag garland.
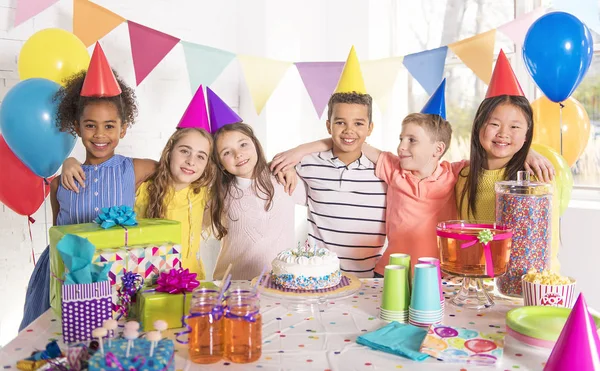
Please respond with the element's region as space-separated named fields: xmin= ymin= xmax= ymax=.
xmin=362 ymin=56 xmax=404 ymax=113
xmin=73 ymin=0 xmax=126 ymax=47
xmin=497 ymin=7 xmax=546 ymax=47
xmin=237 ymin=55 xmax=293 ymax=115
xmin=402 ymin=46 xmax=448 ymax=95
xmin=181 ymin=41 xmax=236 ymax=93
xmin=449 ymin=30 xmax=497 ymax=84
xmin=14 ymin=0 xmax=58 ymax=27
xmin=295 ymin=62 xmax=344 ymax=117
xmin=127 ymin=21 xmax=180 ymax=86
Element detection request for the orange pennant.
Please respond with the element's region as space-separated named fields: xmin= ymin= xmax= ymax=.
xmin=73 ymin=0 xmax=125 ymax=47
xmin=449 ymin=30 xmax=496 ymax=84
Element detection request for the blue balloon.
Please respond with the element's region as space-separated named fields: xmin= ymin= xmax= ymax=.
xmin=523 ymin=12 xmax=594 ymax=103
xmin=0 ymin=78 xmax=76 ymax=178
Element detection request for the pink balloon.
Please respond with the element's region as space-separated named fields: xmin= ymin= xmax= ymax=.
xmin=464 ymin=339 xmax=497 ymax=353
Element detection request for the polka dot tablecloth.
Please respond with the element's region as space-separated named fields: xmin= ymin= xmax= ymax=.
xmin=0 ymin=280 xmax=552 ymax=370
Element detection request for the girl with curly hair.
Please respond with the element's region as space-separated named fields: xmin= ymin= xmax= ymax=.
xmin=134 ymin=128 xmax=214 ymax=278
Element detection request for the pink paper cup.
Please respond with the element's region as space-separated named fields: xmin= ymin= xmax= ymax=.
xmin=521 ymin=276 xmax=576 ymax=308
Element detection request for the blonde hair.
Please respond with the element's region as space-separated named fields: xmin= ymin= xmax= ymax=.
xmin=402 ymin=113 xmax=452 ymax=156
xmin=145 ymin=128 xmax=214 ymax=218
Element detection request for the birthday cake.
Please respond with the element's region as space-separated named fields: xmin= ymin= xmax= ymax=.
xmin=88 ymin=338 xmax=174 ymax=371
xmin=271 ymin=243 xmax=341 ymax=290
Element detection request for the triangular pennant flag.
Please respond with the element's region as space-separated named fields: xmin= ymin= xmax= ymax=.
xmin=295 ymin=62 xmax=345 ymax=117
xmin=421 ymin=79 xmax=447 ymax=119
xmin=544 ymin=294 xmax=600 ymax=370
xmin=237 ymin=55 xmax=292 ymax=114
xmin=14 ymin=0 xmax=58 ymax=27
xmin=486 ymin=50 xmax=525 ymax=98
xmin=73 ymin=0 xmax=125 ymax=47
xmin=335 ymin=46 xmax=367 ymax=94
xmin=403 ymin=46 xmax=448 ymax=95
xmin=362 ymin=56 xmax=404 ymax=112
xmin=81 ymin=43 xmax=122 ymax=97
xmin=207 ymin=87 xmax=243 ymax=134
xmin=181 ymin=41 xmax=236 ymax=93
xmin=449 ymin=29 xmax=496 ymax=84
xmin=497 ymin=7 xmax=546 ymax=47
xmin=552 ymin=0 xmax=600 ymax=35
xmin=128 ymin=21 xmax=180 ymax=86
xmin=177 ymin=85 xmax=210 ymax=131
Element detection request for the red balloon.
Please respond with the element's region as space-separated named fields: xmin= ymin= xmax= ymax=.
xmin=464 ymin=339 xmax=497 ymax=353
xmin=0 ymin=136 xmax=51 ymax=216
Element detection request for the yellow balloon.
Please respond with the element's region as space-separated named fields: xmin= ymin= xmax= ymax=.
xmin=18 ymin=28 xmax=90 ymax=85
xmin=532 ymin=96 xmax=591 ymax=167
xmin=531 ymin=143 xmax=573 ymax=216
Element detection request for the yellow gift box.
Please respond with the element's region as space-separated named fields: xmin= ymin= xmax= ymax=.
xmin=49 ymin=219 xmax=181 ymax=316
xmin=136 ymin=289 xmax=193 ymax=331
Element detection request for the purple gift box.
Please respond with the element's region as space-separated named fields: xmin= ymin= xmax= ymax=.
xmin=61 ymin=281 xmax=112 ymax=344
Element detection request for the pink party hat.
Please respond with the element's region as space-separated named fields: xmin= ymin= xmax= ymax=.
xmin=544 ymin=293 xmax=600 ymax=371
xmin=206 ymin=87 xmax=242 ymax=134
xmin=177 ymin=85 xmax=210 ymax=131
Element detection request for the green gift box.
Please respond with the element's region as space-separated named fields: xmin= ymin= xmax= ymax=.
xmin=49 ymin=219 xmax=181 ymax=316
xmin=136 ymin=289 xmax=193 ymax=331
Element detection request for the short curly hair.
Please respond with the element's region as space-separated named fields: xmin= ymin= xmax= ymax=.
xmin=53 ymin=69 xmax=138 ymax=136
xmin=326 ymin=92 xmax=373 ymax=123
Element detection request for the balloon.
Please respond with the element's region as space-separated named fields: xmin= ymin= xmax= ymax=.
xmin=434 ymin=326 xmax=459 ymax=338
xmin=18 ymin=28 xmax=90 ymax=85
xmin=523 ymin=12 xmax=593 ymax=103
xmin=457 ymin=329 xmax=479 ymax=339
xmin=0 ymin=78 xmax=76 ymax=178
xmin=531 ymin=143 xmax=574 ymax=216
xmin=464 ymin=339 xmax=497 ymax=353
xmin=532 ymin=96 xmax=591 ymax=166
xmin=0 ymin=136 xmax=51 ymax=216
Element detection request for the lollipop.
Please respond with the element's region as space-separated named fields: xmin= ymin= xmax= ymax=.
xmin=103 ymin=318 xmax=118 ymax=348
xmin=146 ymin=330 xmax=162 ymax=357
xmin=91 ymin=327 xmax=108 ymax=355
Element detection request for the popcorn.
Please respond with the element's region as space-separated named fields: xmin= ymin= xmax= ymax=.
xmin=523 ymin=269 xmax=572 ymax=286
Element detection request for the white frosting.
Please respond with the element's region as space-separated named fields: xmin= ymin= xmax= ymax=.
xmin=271 ymin=247 xmax=340 ymax=279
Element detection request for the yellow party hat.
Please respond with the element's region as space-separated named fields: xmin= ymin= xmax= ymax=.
xmin=334 ymin=46 xmax=367 ymax=94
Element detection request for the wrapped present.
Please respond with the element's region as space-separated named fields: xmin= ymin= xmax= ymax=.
xmin=88 ymin=338 xmax=174 ymax=371
xmin=50 ymin=216 xmax=181 ymax=316
xmin=137 ymin=268 xmax=199 ymax=331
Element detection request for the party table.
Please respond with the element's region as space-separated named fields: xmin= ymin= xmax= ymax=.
xmin=0 ymin=279 xmax=552 ymax=370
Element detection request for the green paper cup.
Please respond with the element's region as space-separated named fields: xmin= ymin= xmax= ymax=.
xmin=381 ymin=265 xmax=409 ymax=311
xmin=389 ymin=253 xmax=410 ymax=268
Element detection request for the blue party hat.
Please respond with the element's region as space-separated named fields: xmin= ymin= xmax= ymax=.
xmin=420 ymin=79 xmax=446 ymax=120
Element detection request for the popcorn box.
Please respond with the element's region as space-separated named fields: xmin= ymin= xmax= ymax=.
xmin=49 ymin=219 xmax=182 ymax=316
xmin=522 ymin=277 xmax=576 ymax=308
xmin=136 ymin=289 xmax=193 ymax=331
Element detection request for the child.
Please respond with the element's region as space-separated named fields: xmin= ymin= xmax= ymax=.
xmin=20 ymin=43 xmax=156 ymax=330
xmin=210 ymin=122 xmax=305 ymax=280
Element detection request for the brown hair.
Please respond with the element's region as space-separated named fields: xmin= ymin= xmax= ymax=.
xmin=210 ymin=122 xmax=274 ymax=240
xmin=54 ymin=69 xmax=138 ymax=136
xmin=327 ymin=92 xmax=373 ymax=123
xmin=402 ymin=113 xmax=453 ymax=156
xmin=145 ymin=128 xmax=215 ymax=218
xmin=459 ymin=95 xmax=534 ymax=218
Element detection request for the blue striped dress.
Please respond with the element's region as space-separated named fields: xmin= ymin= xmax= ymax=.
xmin=20 ymin=155 xmax=136 ymax=330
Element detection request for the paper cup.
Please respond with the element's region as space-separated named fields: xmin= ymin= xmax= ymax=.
xmin=522 ymin=276 xmax=576 ymax=308
xmin=381 ymin=265 xmax=409 ymax=311
xmin=410 ymin=264 xmax=441 ymax=311
xmin=418 ymin=257 xmax=443 ymax=302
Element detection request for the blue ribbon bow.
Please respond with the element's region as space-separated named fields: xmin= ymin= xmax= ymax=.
xmin=94 ymin=205 xmax=138 ymax=229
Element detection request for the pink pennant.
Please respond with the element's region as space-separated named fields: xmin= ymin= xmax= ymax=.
xmin=14 ymin=0 xmax=58 ymax=27
xmin=127 ymin=21 xmax=180 ymax=86
xmin=295 ymin=62 xmax=345 ymax=117
xmin=498 ymin=8 xmax=546 ymax=47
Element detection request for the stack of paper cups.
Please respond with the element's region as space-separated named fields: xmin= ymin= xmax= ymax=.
xmin=409 ymin=264 xmax=443 ymax=328
xmin=388 ymin=253 xmax=411 ymax=302
xmin=379 ymin=265 xmax=409 ymax=323
xmin=418 ymin=257 xmax=445 ymax=312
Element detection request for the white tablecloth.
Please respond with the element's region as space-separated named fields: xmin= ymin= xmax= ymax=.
xmin=0 ymin=279 xmax=551 ymax=370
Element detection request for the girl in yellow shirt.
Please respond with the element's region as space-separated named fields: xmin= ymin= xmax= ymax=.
xmin=135 ymin=128 xmax=214 ymax=279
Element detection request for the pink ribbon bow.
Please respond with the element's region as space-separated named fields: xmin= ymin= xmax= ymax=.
xmin=155 ymin=268 xmax=199 ymax=294
xmin=436 ymin=223 xmax=512 ymax=278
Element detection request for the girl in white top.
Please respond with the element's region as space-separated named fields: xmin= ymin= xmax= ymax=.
xmin=209 ymin=123 xmax=305 ymax=280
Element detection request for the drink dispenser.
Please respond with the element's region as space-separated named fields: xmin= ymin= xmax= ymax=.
xmin=495 ymin=171 xmax=552 ymax=297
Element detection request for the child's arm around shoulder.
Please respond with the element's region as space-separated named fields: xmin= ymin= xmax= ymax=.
xmin=133 ymin=159 xmax=158 ymax=189
xmin=270 ymin=138 xmax=333 ymax=174
xmin=50 ymin=177 xmax=61 ymax=226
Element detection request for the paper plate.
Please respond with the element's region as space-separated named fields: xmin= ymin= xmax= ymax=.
xmin=506 ymin=306 xmax=600 ymax=343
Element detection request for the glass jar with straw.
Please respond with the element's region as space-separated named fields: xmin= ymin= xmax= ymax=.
xmin=224 ymin=288 xmax=262 ymax=363
xmin=188 ymin=288 xmax=225 ymax=364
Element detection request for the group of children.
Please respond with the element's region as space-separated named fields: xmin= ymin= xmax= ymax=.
xmin=20 ymin=44 xmax=554 ymax=329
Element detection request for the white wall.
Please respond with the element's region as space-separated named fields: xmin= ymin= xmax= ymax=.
xmin=0 ymin=0 xmax=598 ymax=346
